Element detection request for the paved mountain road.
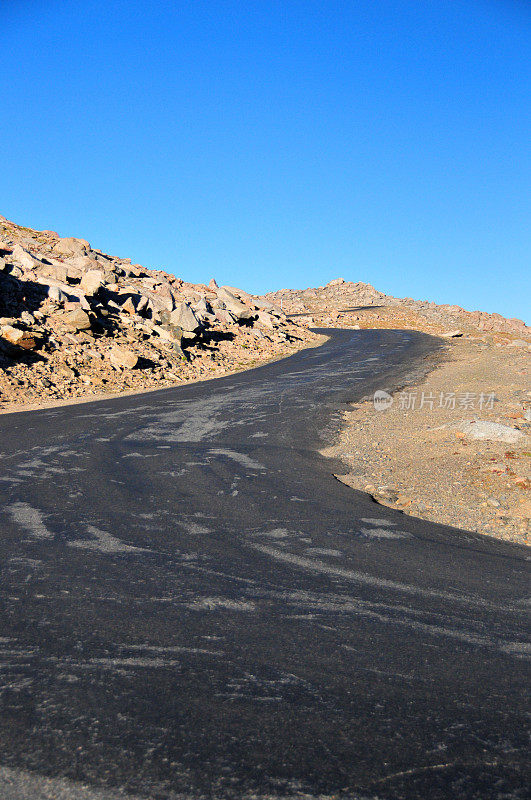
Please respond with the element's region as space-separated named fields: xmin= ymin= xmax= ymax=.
xmin=0 ymin=329 xmax=528 ymax=800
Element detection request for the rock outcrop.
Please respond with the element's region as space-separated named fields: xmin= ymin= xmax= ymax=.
xmin=0 ymin=215 xmax=315 ymax=409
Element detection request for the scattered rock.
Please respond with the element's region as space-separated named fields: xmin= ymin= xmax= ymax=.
xmin=79 ymin=269 xmax=105 ymax=296
xmin=168 ymin=302 xmax=201 ymax=333
xmin=110 ymin=346 xmax=138 ymax=370
xmin=0 ymin=212 xmax=317 ymax=411
xmin=263 ymin=282 xmax=529 ymax=340
xmin=458 ymin=420 xmax=525 ymax=444
xmin=1 ymin=325 xmax=38 ymax=350
xmin=62 ymin=308 xmax=92 ymax=332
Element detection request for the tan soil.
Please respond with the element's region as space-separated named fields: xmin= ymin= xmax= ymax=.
xmin=324 ymin=336 xmax=530 ymax=545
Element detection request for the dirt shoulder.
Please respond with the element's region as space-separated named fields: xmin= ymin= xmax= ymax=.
xmin=325 ymin=335 xmax=530 ymax=545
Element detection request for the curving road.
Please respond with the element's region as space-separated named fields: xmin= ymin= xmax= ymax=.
xmin=0 ymin=329 xmax=528 ymax=800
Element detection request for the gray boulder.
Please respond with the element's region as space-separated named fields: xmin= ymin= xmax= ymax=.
xmin=10 ymin=244 xmax=42 ymax=271
xmin=110 ymin=346 xmax=138 ymax=369
xmin=36 ymin=263 xmax=70 ymax=283
xmin=47 ymin=285 xmax=67 ymax=305
xmin=62 ymin=308 xmax=92 ymax=331
xmin=79 ymin=269 xmax=105 ymax=296
xmin=66 ymin=255 xmax=101 ymax=271
xmin=52 ymin=237 xmax=90 ymax=258
xmin=216 ymin=287 xmax=254 ymax=321
xmin=168 ymin=302 xmax=201 ymax=333
xmin=192 ymin=297 xmax=214 ymax=323
xmin=254 ymin=297 xmax=283 ymax=315
xmin=37 ymin=262 xmax=84 ymax=282
xmin=212 ymin=306 xmax=235 ymax=325
xmin=256 ymin=311 xmax=276 ymax=329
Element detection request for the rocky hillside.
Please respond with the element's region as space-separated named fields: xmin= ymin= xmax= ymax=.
xmin=265 ymin=278 xmax=529 ymax=339
xmin=0 ymin=216 xmax=316 ymax=410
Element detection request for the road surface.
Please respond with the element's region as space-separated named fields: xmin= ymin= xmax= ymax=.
xmin=0 ymin=329 xmax=528 ymax=800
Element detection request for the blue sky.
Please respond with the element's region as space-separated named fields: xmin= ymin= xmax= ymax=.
xmin=1 ymin=0 xmax=529 ymax=322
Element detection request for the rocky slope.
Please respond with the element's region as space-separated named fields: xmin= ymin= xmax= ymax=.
xmin=264 ymin=277 xmax=529 ymax=339
xmin=0 ymin=216 xmax=317 ymax=410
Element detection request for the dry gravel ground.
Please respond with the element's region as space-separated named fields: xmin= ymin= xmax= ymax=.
xmin=326 ymin=335 xmax=530 ymax=545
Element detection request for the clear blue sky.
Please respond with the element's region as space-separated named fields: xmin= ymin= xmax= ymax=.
xmin=2 ymin=0 xmax=530 ymax=322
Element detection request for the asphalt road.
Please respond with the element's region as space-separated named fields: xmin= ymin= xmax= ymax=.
xmin=0 ymin=329 xmax=528 ymax=800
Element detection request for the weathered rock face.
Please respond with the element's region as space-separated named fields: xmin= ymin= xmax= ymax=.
xmin=0 ymin=213 xmax=315 ymax=410
xmin=216 ymin=287 xmax=255 ymax=321
xmin=52 ymin=237 xmax=90 ymax=258
xmin=168 ymin=302 xmax=200 ymax=333
xmin=11 ymin=244 xmax=42 ymax=271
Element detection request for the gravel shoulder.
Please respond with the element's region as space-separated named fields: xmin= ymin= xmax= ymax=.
xmin=326 ymin=335 xmax=530 ymax=545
